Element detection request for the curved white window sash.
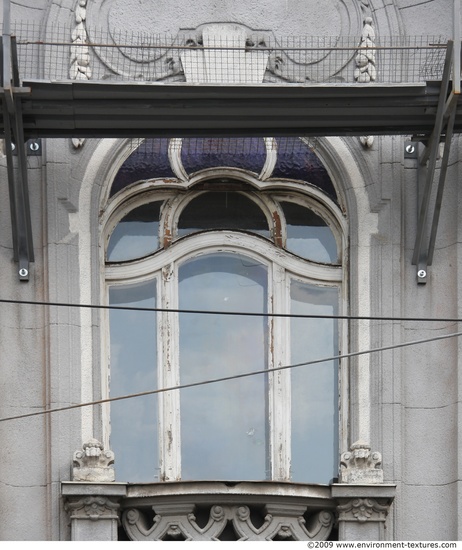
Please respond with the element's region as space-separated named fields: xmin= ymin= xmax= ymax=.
xmin=107 ymin=231 xmax=342 ymax=483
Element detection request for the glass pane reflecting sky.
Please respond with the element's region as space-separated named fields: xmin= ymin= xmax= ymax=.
xmin=282 ymin=202 xmax=338 ymax=263
xmin=109 ymin=280 xmax=158 ymax=482
xmin=107 ymin=202 xmax=162 ymax=262
xmin=179 ymin=253 xmax=269 ymax=480
xmin=290 ymin=281 xmax=338 ymax=484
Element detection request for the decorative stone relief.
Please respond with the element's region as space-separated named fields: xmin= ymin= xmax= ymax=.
xmin=355 ymin=15 xmax=376 ymax=147
xmin=360 ymin=135 xmax=374 ymax=148
xmin=70 ymin=0 xmax=90 ymax=148
xmin=66 ymin=496 xmax=120 ymax=521
xmin=181 ymin=24 xmax=269 ymax=84
xmin=122 ymin=503 xmax=334 ymax=541
xmin=337 ymin=498 xmax=390 ymax=523
xmin=355 ymin=17 xmax=376 ymax=84
xmin=339 ymin=441 xmax=383 ymax=484
xmin=83 ymin=0 xmax=364 ymax=84
xmin=359 ymin=0 xmax=371 ymax=15
xmin=73 ymin=439 xmax=115 ymax=482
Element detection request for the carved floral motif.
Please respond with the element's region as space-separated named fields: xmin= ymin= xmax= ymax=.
xmin=66 ymin=496 xmax=120 ymax=521
xmin=337 ymin=498 xmax=390 ymax=523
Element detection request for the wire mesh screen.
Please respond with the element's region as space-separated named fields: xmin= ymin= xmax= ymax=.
xmin=12 ymin=22 xmax=447 ymax=85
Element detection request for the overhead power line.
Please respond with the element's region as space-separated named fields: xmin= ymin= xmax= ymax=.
xmin=0 ymin=328 xmax=461 ymax=424
xmin=0 ymin=297 xmax=461 ymax=323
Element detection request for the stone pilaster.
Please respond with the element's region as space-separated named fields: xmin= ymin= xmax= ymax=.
xmin=63 ymin=439 xmax=125 ymax=541
xmin=64 ymin=491 xmax=124 ymax=541
xmin=332 ymin=441 xmax=395 ymax=540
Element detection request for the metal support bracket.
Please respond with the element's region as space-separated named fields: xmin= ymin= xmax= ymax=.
xmin=1 ymin=24 xmax=34 ymax=281
xmin=412 ymin=40 xmax=459 ymax=284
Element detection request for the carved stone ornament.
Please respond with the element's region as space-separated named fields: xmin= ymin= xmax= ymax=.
xmin=66 ymin=496 xmax=120 ymax=521
xmin=72 ymin=438 xmax=115 ymax=482
xmin=360 ymin=135 xmax=374 ymax=148
xmin=337 ymin=498 xmax=390 ymax=523
xmin=356 ymin=15 xmax=376 ymax=148
xmin=339 ymin=440 xmax=384 ymax=484
xmin=70 ymin=0 xmax=89 ymax=148
xmin=122 ymin=504 xmax=334 ymax=541
xmin=83 ymin=0 xmax=364 ymax=84
xmin=354 ymin=17 xmax=376 ymax=83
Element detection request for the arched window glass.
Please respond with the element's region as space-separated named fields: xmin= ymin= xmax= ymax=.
xmin=105 ymin=189 xmax=342 ymax=483
xmin=107 ymin=201 xmax=163 ymax=262
xmin=104 ymin=142 xmax=344 ymax=485
xmin=177 ymin=192 xmax=270 ymax=239
xmin=281 ymin=201 xmax=338 ymax=263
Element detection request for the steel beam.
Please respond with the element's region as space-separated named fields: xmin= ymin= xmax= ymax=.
xmin=412 ymin=42 xmax=455 ymax=282
xmin=1 ymin=23 xmax=34 ymax=280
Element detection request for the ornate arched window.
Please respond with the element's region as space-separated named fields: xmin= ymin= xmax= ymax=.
xmin=102 ymin=138 xmax=346 ymax=485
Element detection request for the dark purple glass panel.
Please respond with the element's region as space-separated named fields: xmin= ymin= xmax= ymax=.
xmin=111 ymin=139 xmax=175 ymax=197
xmin=181 ymin=138 xmax=267 ymax=175
xmin=272 ymin=138 xmax=337 ymax=201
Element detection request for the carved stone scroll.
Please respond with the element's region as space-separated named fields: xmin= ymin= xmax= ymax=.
xmin=72 ymin=439 xmax=115 ymax=482
xmin=339 ymin=440 xmax=383 ymax=484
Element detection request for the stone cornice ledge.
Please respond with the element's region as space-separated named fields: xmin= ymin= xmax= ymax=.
xmin=126 ymin=480 xmax=334 ymax=504
xmin=331 ymin=484 xmax=396 ymax=500
xmin=62 ymin=481 xmax=127 ymax=498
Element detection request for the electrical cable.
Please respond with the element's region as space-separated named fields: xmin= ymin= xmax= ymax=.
xmin=0 ymin=328 xmax=461 ymax=424
xmin=0 ymin=296 xmax=461 ymax=323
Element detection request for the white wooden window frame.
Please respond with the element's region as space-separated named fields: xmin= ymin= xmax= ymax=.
xmin=102 ymin=174 xmax=347 ymax=483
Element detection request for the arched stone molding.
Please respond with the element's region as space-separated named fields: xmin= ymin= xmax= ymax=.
xmin=62 ymin=134 xmax=389 ymax=541
xmin=313 ymin=137 xmax=378 ymax=448
xmin=363 ymin=0 xmax=404 ymax=37
xmin=66 ymin=134 xmax=377 ymax=459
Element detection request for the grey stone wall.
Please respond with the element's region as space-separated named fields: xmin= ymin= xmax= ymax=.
xmin=0 ymin=0 xmax=461 ymax=540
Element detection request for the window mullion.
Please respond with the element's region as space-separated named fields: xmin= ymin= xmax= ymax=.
xmin=158 ymin=262 xmax=181 ymax=481
xmin=269 ymin=263 xmax=291 ymax=481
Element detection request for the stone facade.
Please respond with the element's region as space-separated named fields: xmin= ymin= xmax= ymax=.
xmin=0 ymin=0 xmax=460 ymax=541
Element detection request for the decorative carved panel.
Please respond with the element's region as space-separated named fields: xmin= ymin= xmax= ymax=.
xmin=122 ymin=503 xmax=334 ymax=541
